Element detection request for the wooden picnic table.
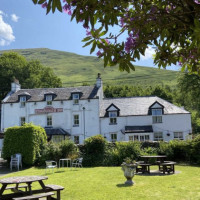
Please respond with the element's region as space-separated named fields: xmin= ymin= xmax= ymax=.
xmin=137 ymin=155 xmax=167 ymax=174
xmin=140 ymin=155 xmax=167 ymax=164
xmin=0 ymin=176 xmax=49 ymax=200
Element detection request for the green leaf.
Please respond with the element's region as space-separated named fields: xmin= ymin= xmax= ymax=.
xmin=52 ymin=0 xmax=56 ymax=13
xmin=46 ymin=0 xmax=52 ymax=14
xmin=56 ymin=0 xmax=62 ymax=12
xmin=82 ymin=37 xmax=92 ymax=42
xmin=32 ymin=0 xmax=38 ymax=4
xmin=83 ymin=40 xmax=94 ymax=47
xmin=90 ymin=42 xmax=97 ymax=54
xmin=38 ymin=0 xmax=46 ymax=4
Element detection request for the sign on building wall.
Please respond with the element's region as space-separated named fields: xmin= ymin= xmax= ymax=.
xmin=35 ymin=106 xmax=63 ymax=114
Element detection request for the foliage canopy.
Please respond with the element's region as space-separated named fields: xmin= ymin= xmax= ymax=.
xmin=0 ymin=52 xmax=62 ymax=100
xmin=33 ymin=0 xmax=200 ymax=74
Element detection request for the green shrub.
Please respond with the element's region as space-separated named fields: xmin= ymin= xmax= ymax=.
xmin=2 ymin=123 xmax=47 ymax=165
xmin=83 ymin=135 xmax=107 ymax=166
xmin=190 ymin=135 xmax=200 ymax=164
xmin=115 ymin=141 xmax=141 ymax=164
xmin=38 ymin=139 xmax=77 ymax=166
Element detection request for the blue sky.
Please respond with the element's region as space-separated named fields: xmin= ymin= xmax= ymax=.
xmin=0 ymin=0 xmax=179 ymax=70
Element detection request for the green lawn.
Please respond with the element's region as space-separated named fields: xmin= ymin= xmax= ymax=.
xmin=1 ymin=165 xmax=200 ymax=200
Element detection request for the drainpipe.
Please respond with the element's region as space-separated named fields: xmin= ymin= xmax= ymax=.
xmin=83 ymin=107 xmax=86 ymax=141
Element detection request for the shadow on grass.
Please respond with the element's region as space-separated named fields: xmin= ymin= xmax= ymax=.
xmin=116 ymin=183 xmax=133 ymax=188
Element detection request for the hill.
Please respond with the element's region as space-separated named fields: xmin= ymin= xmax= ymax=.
xmin=0 ymin=48 xmax=179 ymax=87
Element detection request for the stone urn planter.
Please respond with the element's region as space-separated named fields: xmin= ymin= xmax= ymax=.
xmin=121 ymin=161 xmax=138 ymax=185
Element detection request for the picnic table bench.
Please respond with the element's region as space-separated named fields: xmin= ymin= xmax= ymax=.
xmin=12 ymin=192 xmax=54 ymax=200
xmin=159 ymin=162 xmax=176 ymax=174
xmin=136 ymin=163 xmax=151 ymax=174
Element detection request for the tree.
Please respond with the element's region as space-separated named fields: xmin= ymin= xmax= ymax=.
xmin=0 ymin=52 xmax=62 ymax=100
xmin=33 ymin=0 xmax=200 ymax=74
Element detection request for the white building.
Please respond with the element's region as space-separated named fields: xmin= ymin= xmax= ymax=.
xmin=0 ymin=74 xmax=192 ymax=149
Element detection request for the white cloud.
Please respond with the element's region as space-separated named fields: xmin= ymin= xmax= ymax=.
xmin=11 ymin=14 xmax=19 ymax=22
xmin=0 ymin=14 xmax=15 ymax=46
xmin=141 ymin=46 xmax=155 ymax=60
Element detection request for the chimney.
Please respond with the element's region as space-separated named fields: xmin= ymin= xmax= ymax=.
xmin=11 ymin=79 xmax=21 ymax=92
xmin=96 ymin=73 xmax=102 ymax=88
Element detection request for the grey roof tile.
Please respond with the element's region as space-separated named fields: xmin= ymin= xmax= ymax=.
xmin=3 ymin=86 xmax=99 ymax=103
xmin=100 ymin=96 xmax=189 ymax=117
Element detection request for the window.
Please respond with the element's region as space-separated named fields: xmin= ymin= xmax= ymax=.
xmin=174 ymin=132 xmax=183 ymax=140
xmin=129 ymin=136 xmax=134 ymax=141
xmin=52 ymin=135 xmax=64 ymax=143
xmin=47 ymin=116 xmax=52 ymax=126
xmin=73 ymin=94 xmax=79 ymax=104
xmin=111 ymin=133 xmax=117 ymax=142
xmin=74 ymin=136 xmax=79 ymax=144
xmin=73 ymin=115 xmax=79 ymax=126
xmin=152 ymin=109 xmax=162 ymax=123
xmin=154 ymin=132 xmax=163 ymax=141
xmin=109 ymin=111 xmax=117 ymax=124
xmin=46 ymin=95 xmax=52 ymax=105
xmin=20 ymin=96 xmax=26 ymax=107
xmin=129 ymin=135 xmax=149 ymax=141
xmin=20 ymin=117 xmax=25 ymax=126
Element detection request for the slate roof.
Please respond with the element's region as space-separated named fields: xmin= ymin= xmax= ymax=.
xmin=3 ymin=86 xmax=99 ymax=103
xmin=125 ymin=126 xmax=153 ymax=133
xmin=45 ymin=127 xmax=70 ymax=136
xmin=100 ymin=96 xmax=190 ymax=117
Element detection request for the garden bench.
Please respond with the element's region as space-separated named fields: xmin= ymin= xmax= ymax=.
xmin=136 ymin=163 xmax=151 ymax=174
xmin=12 ymin=192 xmax=54 ymax=200
xmin=45 ymin=184 xmax=64 ymax=200
xmin=159 ymin=162 xmax=176 ymax=174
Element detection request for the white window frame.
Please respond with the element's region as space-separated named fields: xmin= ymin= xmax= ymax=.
xmin=20 ymin=117 xmax=26 ymax=126
xmin=110 ymin=133 xmax=117 ymax=142
xmin=74 ymin=136 xmax=80 ymax=144
xmin=154 ymin=132 xmax=163 ymax=141
xmin=152 ymin=109 xmax=162 ymax=123
xmin=109 ymin=111 xmax=117 ymax=124
xmin=174 ymin=132 xmax=183 ymax=140
xmin=73 ymin=115 xmax=79 ymax=126
xmin=129 ymin=134 xmax=150 ymax=141
xmin=20 ymin=96 xmax=26 ymax=107
xmin=47 ymin=115 xmax=52 ymax=126
xmin=46 ymin=95 xmax=52 ymax=105
xmin=73 ymin=94 xmax=79 ymax=104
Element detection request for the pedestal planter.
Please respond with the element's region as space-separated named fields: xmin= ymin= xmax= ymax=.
xmin=121 ymin=162 xmax=138 ymax=185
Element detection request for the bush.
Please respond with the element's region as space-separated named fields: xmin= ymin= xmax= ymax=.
xmin=2 ymin=123 xmax=47 ymax=165
xmin=115 ymin=141 xmax=141 ymax=164
xmin=38 ymin=139 xmax=77 ymax=166
xmin=83 ymin=135 xmax=107 ymax=166
xmin=190 ymin=134 xmax=200 ymax=164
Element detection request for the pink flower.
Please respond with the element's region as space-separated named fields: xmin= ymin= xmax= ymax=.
xmin=41 ymin=2 xmax=48 ymax=9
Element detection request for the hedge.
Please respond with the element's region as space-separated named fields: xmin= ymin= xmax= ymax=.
xmin=2 ymin=123 xmax=47 ymax=165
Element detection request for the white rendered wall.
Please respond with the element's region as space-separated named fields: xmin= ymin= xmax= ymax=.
xmin=100 ymin=113 xmax=192 ymax=142
xmin=1 ymin=98 xmax=100 ymax=144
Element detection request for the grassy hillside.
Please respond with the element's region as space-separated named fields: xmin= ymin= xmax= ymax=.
xmin=0 ymin=48 xmax=179 ymax=87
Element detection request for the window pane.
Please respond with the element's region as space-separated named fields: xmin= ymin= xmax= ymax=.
xmin=129 ymin=136 xmax=134 ymax=141
xmin=153 ymin=116 xmax=162 ymax=123
xmin=111 ymin=133 xmax=117 ymax=142
xmin=47 ymin=116 xmax=52 ymax=126
xmin=154 ymin=132 xmax=163 ymax=141
xmin=134 ymin=135 xmax=139 ymax=141
xmin=152 ymin=109 xmax=162 ymax=115
xmin=174 ymin=132 xmax=183 ymax=140
xmin=74 ymin=136 xmax=79 ymax=144
xmin=20 ymin=117 xmax=25 ymax=126
xmin=74 ymin=115 xmax=79 ymax=125
xmin=109 ymin=111 xmax=117 ymax=117
xmin=52 ymin=135 xmax=63 ymax=143
xmin=110 ymin=118 xmax=117 ymax=124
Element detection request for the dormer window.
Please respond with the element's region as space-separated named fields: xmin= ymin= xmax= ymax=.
xmin=109 ymin=111 xmax=117 ymax=124
xmin=20 ymin=96 xmax=26 ymax=107
xmin=73 ymin=94 xmax=79 ymax=104
xmin=149 ymin=101 xmax=164 ymax=124
xmin=46 ymin=95 xmax=52 ymax=105
xmin=152 ymin=109 xmax=162 ymax=123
